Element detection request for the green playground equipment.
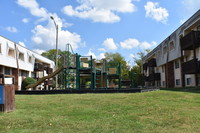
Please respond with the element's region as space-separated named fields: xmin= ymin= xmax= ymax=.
xmin=93 ymin=60 xmax=105 ymax=89
xmin=105 ymin=62 xmax=121 ymax=89
xmin=62 ymin=44 xmax=77 ymax=89
xmin=77 ymin=55 xmax=93 ymax=90
xmin=61 ymin=43 xmax=132 ymax=90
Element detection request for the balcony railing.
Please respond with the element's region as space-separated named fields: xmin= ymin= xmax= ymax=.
xmin=45 ymin=67 xmax=53 ymax=74
xmin=180 ymin=31 xmax=200 ymax=50
xmin=182 ymin=59 xmax=200 ymax=74
xmin=44 ymin=80 xmax=53 ymax=86
xmin=148 ymin=73 xmax=160 ymax=81
xmin=34 ymin=63 xmax=44 ymax=71
xmin=148 ymin=58 xmax=156 ymax=67
xmin=144 ymin=76 xmax=149 ymax=82
xmin=143 ymin=63 xmax=148 ymax=70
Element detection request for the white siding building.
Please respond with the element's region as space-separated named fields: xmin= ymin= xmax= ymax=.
xmin=0 ymin=35 xmax=55 ymax=90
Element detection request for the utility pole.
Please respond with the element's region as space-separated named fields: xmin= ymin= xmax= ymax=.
xmin=50 ymin=16 xmax=59 ymax=89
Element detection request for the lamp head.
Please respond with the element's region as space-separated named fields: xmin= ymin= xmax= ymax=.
xmin=50 ymin=16 xmax=54 ymax=20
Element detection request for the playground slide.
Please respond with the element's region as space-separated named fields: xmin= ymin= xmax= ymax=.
xmin=25 ymin=67 xmax=63 ymax=89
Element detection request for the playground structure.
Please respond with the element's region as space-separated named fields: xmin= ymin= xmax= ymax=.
xmin=26 ymin=44 xmax=134 ymax=90
xmin=61 ymin=43 xmax=129 ymax=90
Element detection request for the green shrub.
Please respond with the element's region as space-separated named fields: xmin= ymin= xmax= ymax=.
xmin=21 ymin=77 xmax=36 ymax=90
xmin=85 ymin=81 xmax=91 ymax=88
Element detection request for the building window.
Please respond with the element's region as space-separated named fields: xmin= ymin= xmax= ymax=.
xmin=31 ymin=72 xmax=36 ymax=78
xmin=156 ymin=68 xmax=159 ymax=73
xmin=28 ymin=56 xmax=32 ymax=63
xmin=186 ymin=78 xmax=192 ymax=85
xmin=20 ymin=70 xmax=28 ymax=77
xmin=157 ymin=50 xmax=161 ymax=58
xmin=176 ymin=79 xmax=180 ymax=86
xmin=157 ymin=81 xmax=160 ymax=86
xmin=5 ymin=67 xmax=12 ymax=75
xmin=163 ymin=46 xmax=167 ymax=54
xmin=0 ymin=65 xmax=3 ymax=74
xmin=8 ymin=48 xmax=15 ymax=58
xmin=162 ymin=81 xmax=166 ymax=86
xmin=198 ymin=77 xmax=200 ymax=85
xmin=0 ymin=44 xmax=1 ymax=53
xmin=169 ymin=41 xmax=175 ymax=51
xmin=175 ymin=60 xmax=179 ymax=69
xmin=197 ymin=25 xmax=200 ymax=31
xmin=19 ymin=52 xmax=24 ymax=61
xmin=185 ymin=56 xmax=189 ymax=62
xmin=162 ymin=65 xmax=165 ymax=73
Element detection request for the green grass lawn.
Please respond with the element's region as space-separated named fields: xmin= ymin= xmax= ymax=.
xmin=1 ymin=90 xmax=200 ymax=133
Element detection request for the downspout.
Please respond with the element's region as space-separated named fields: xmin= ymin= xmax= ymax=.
xmin=165 ymin=37 xmax=170 ymax=88
xmin=14 ymin=43 xmax=19 ymax=90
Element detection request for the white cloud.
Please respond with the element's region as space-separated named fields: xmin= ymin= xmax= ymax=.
xmin=62 ymin=0 xmax=137 ymax=23
xmin=120 ymin=38 xmax=139 ymax=49
xmin=31 ymin=23 xmax=81 ymax=50
xmin=120 ymin=38 xmax=157 ymax=50
xmin=144 ymin=1 xmax=169 ymax=24
xmin=151 ymin=41 xmax=157 ymax=46
xmin=97 ymin=53 xmax=105 ymax=59
xmin=17 ymin=0 xmax=82 ymax=51
xmin=6 ymin=26 xmax=18 ymax=33
xmin=86 ymin=49 xmax=97 ymax=59
xmin=33 ymin=49 xmax=45 ymax=54
xmin=18 ymin=41 xmax=26 ymax=47
xmin=22 ymin=18 xmax=29 ymax=23
xmin=98 ymin=48 xmax=106 ymax=52
xmin=140 ymin=41 xmax=157 ymax=49
xmin=130 ymin=54 xmax=136 ymax=58
xmin=102 ymin=38 xmax=117 ymax=50
xmin=17 ymin=0 xmax=48 ymax=19
xmin=85 ymin=49 xmax=105 ymax=60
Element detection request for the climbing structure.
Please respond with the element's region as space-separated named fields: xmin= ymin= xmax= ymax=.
xmin=62 ymin=44 xmax=77 ymax=89
xmin=26 ymin=43 xmax=133 ymax=90
xmin=61 ymin=43 xmax=133 ymax=90
xmin=106 ymin=63 xmax=121 ymax=89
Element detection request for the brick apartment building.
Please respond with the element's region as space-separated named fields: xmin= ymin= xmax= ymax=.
xmin=142 ymin=10 xmax=200 ymax=88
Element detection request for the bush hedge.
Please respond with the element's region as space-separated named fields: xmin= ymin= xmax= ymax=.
xmin=21 ymin=77 xmax=36 ymax=90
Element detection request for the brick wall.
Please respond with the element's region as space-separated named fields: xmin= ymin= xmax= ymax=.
xmin=165 ymin=61 xmax=175 ymax=88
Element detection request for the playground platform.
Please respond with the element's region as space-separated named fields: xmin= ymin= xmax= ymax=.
xmin=15 ymin=88 xmax=159 ymax=95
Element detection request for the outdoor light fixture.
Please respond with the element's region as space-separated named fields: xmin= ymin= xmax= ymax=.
xmin=50 ymin=16 xmax=59 ymax=89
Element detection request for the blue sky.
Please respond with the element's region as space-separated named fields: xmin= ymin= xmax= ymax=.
xmin=0 ymin=0 xmax=200 ymax=66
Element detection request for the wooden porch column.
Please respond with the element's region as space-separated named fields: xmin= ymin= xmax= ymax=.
xmin=14 ymin=43 xmax=19 ymax=90
xmin=180 ymin=48 xmax=185 ymax=87
xmin=192 ymin=33 xmax=198 ymax=86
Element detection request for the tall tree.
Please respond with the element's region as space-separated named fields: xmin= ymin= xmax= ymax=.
xmin=130 ymin=49 xmax=150 ymax=87
xmin=41 ymin=49 xmax=70 ymax=68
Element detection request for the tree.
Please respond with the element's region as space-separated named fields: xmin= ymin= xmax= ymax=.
xmin=104 ymin=52 xmax=130 ymax=80
xmin=41 ymin=49 xmax=71 ymax=68
xmin=130 ymin=49 xmax=150 ymax=87
xmin=42 ymin=49 xmax=62 ymax=66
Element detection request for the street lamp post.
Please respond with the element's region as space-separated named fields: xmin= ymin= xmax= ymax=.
xmin=50 ymin=16 xmax=59 ymax=89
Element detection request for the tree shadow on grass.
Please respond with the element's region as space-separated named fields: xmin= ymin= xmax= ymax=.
xmin=160 ymin=87 xmax=200 ymax=94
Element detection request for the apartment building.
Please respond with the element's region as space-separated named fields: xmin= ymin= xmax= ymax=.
xmin=142 ymin=10 xmax=200 ymax=88
xmin=0 ymin=35 xmax=55 ymax=90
